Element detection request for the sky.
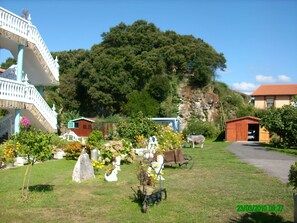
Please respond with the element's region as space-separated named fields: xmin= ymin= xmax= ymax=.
xmin=0 ymin=0 xmax=296 ymax=94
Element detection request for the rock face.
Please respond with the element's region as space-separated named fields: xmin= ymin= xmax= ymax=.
xmin=178 ymin=81 xmax=220 ymax=130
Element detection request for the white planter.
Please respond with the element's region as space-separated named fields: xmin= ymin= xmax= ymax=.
xmin=54 ymin=151 xmax=65 ymax=159
xmin=15 ymin=157 xmax=28 ymax=166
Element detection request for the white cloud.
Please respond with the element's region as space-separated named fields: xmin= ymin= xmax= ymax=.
xmin=232 ymin=82 xmax=258 ymax=91
xmin=255 ymin=74 xmax=292 ymax=83
xmin=278 ymin=75 xmax=291 ymax=82
xmin=255 ymin=75 xmax=276 ymax=83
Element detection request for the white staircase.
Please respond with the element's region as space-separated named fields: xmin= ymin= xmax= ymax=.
xmin=0 ymin=7 xmax=59 ymax=85
xmin=0 ymin=77 xmax=57 ymax=132
xmin=0 ymin=7 xmax=59 ymax=136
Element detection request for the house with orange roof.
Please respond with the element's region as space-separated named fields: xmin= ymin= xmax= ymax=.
xmin=251 ymin=84 xmax=297 ymax=109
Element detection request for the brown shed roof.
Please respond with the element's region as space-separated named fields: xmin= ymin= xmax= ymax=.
xmin=225 ymin=116 xmax=260 ymax=123
xmin=251 ymin=84 xmax=297 ymax=96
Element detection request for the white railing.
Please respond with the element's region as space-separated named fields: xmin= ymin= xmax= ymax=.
xmin=0 ymin=77 xmax=57 ymax=130
xmin=0 ymin=114 xmax=13 ymax=137
xmin=0 ymin=7 xmax=59 ymax=81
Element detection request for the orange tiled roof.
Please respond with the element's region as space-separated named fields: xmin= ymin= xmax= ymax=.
xmin=0 ymin=68 xmax=5 ymax=73
xmin=251 ymin=84 xmax=297 ymax=96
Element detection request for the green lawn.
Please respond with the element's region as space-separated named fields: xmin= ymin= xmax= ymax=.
xmin=0 ymin=142 xmax=294 ymax=223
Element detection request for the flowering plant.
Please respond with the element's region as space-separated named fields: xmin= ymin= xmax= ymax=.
xmin=64 ymin=141 xmax=91 ymax=160
xmin=20 ymin=117 xmax=30 ymax=126
xmin=92 ymin=159 xmax=105 ymax=174
xmin=137 ymin=162 xmax=164 ymax=188
xmin=3 ymin=140 xmax=20 ymax=163
xmin=157 ymin=129 xmax=184 ymax=152
xmin=100 ymin=139 xmax=135 ymax=164
xmin=135 ymin=135 xmax=148 ymax=148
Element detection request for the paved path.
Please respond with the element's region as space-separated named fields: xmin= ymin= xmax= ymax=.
xmin=228 ymin=142 xmax=297 ymax=183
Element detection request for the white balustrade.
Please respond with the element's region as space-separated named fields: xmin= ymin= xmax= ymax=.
xmin=0 ymin=114 xmax=13 ymax=136
xmin=0 ymin=7 xmax=59 ymax=81
xmin=0 ymin=77 xmax=57 ymax=130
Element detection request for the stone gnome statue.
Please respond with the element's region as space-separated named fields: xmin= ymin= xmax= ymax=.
xmin=72 ymin=148 xmax=95 ymax=183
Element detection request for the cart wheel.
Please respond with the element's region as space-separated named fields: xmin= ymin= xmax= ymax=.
xmin=183 ymin=154 xmax=194 ymax=169
xmin=142 ymin=201 xmax=148 ymax=213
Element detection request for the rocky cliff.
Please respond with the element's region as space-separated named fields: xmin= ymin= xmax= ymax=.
xmin=177 ymin=80 xmax=221 ymax=130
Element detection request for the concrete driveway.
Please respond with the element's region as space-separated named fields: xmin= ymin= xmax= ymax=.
xmin=228 ymin=142 xmax=297 ymax=183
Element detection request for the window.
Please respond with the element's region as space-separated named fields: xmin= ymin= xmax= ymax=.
xmin=266 ymin=98 xmax=274 ymax=108
xmin=83 ymin=124 xmax=87 ymax=129
xmin=68 ymin=121 xmax=74 ymax=128
xmin=74 ymin=122 xmax=79 ymax=128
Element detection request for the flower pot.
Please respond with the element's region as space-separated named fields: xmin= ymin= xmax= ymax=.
xmin=15 ymin=157 xmax=28 ymax=166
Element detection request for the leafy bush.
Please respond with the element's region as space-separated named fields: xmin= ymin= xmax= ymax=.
xmin=2 ymin=140 xmax=20 ymax=163
xmin=50 ymin=134 xmax=68 ymax=152
xmin=184 ymin=117 xmax=219 ymax=139
xmin=117 ymin=112 xmax=159 ymax=144
xmin=261 ymin=105 xmax=297 ymax=148
xmin=270 ymin=133 xmax=282 ymax=148
xmin=100 ymin=139 xmax=135 ymax=164
xmin=135 ymin=135 xmax=148 ymax=148
xmin=288 ymin=161 xmax=297 ymax=190
xmin=64 ymin=141 xmax=83 ymax=160
xmin=146 ymin=75 xmax=171 ymax=102
xmin=13 ymin=130 xmax=53 ymax=162
xmin=123 ymin=90 xmax=159 ymax=116
xmin=87 ymin=130 xmax=104 ymax=148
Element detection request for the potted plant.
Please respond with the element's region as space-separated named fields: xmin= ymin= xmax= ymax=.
xmin=288 ymin=161 xmax=297 ymax=223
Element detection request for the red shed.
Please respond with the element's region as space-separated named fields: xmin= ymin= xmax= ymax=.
xmin=67 ymin=117 xmax=95 ymax=138
xmin=225 ymin=116 xmax=270 ymax=142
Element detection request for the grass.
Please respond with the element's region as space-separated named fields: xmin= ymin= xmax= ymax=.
xmin=0 ymin=141 xmax=294 ymax=223
xmin=262 ymin=144 xmax=297 ymax=157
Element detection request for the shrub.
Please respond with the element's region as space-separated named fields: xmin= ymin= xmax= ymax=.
xmin=135 ymin=135 xmax=148 ymax=148
xmin=157 ymin=129 xmax=184 ymax=152
xmin=184 ymin=117 xmax=219 ymax=139
xmin=87 ymin=130 xmax=104 ymax=148
xmin=64 ymin=141 xmax=83 ymax=160
xmin=2 ymin=140 xmax=20 ymax=163
xmin=123 ymin=91 xmax=159 ymax=116
xmin=100 ymin=139 xmax=135 ymax=164
xmin=288 ymin=161 xmax=297 ymax=190
xmin=270 ymin=133 xmax=282 ymax=148
xmin=13 ymin=130 xmax=53 ymax=162
xmin=146 ymin=75 xmax=171 ymax=102
xmin=117 ymin=112 xmax=159 ymax=144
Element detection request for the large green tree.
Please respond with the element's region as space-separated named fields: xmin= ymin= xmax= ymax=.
xmin=72 ymin=20 xmax=226 ymax=116
xmin=0 ymin=20 xmax=226 ymax=118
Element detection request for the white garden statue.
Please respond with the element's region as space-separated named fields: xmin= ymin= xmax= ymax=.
xmin=151 ymin=154 xmax=165 ymax=180
xmin=144 ymin=136 xmax=158 ymax=159
xmin=104 ymin=168 xmax=118 ymax=182
xmin=113 ymin=156 xmax=122 ymax=171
